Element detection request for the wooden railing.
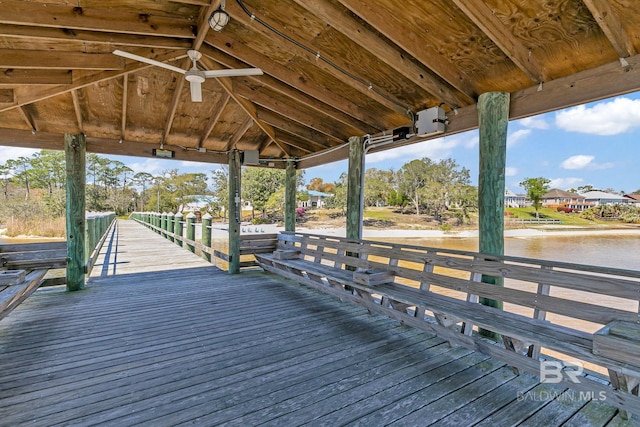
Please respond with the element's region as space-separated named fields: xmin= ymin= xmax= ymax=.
xmin=256 ymin=232 xmax=640 ymax=419
xmin=84 ymin=212 xmax=117 ymax=276
xmin=130 ymin=212 xmax=277 ymax=270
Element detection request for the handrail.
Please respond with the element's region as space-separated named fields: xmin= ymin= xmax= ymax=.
xmin=84 ymin=212 xmax=117 ymax=276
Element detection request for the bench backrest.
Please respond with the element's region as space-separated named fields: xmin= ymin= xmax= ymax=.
xmin=277 ymin=232 xmax=640 ymax=334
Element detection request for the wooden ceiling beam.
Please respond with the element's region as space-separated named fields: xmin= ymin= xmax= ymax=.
xmin=450 ymin=0 xmax=544 ymax=83
xmin=199 ymin=45 xmax=368 ymax=134
xmin=292 ymin=0 xmax=473 ymax=107
xmin=0 ymin=128 xmax=229 ymax=164
xmin=203 ymin=33 xmax=386 ymax=131
xmin=198 ymin=92 xmax=230 ymax=148
xmin=299 ymin=52 xmax=640 ymax=169
xmin=70 ymin=90 xmax=84 ymax=133
xmin=226 ymin=1 xmax=410 ymax=117
xmin=273 ymin=131 xmax=314 ymax=154
xmin=0 ymin=0 xmax=195 ymax=39
xmin=120 ymin=76 xmax=128 ymax=140
xmin=336 ymin=0 xmax=478 ymax=105
xmin=0 ymin=89 xmax=14 ymax=103
xmin=199 ymin=55 xmax=290 ymax=156
xmin=0 ymin=49 xmax=124 ymax=70
xmin=17 ymin=106 xmax=37 ymax=133
xmin=0 ymin=50 xmax=185 ymax=113
xmin=256 ymin=108 xmax=341 ymax=149
xmin=0 ymin=24 xmax=192 ymax=50
xmin=0 ymin=69 xmax=72 ymax=85
xmin=582 ymin=0 xmax=637 ymax=58
xmin=225 ymin=116 xmax=254 ymax=151
xmin=233 ymin=83 xmax=351 ymax=143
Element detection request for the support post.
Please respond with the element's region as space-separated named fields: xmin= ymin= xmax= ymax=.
xmin=202 ymin=213 xmax=212 ymax=262
xmin=161 ymin=212 xmax=167 ymax=238
xmin=174 ymin=212 xmax=183 ymax=247
xmin=65 ymin=133 xmax=86 ymax=292
xmin=284 ymin=160 xmax=297 ymax=232
xmin=478 ymin=91 xmax=510 ymax=338
xmin=166 ymin=212 xmax=175 ymax=242
xmin=346 ymin=136 xmax=364 ymax=240
xmin=228 ymin=151 xmax=241 ymax=274
xmin=186 ymin=212 xmax=196 ymax=253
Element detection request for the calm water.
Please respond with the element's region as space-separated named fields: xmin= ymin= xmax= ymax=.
xmin=384 ymin=233 xmax=640 ymax=271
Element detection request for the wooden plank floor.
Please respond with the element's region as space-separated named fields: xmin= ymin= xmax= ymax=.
xmin=0 ymin=220 xmax=633 ymax=426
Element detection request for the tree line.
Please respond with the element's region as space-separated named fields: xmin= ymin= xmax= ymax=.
xmin=1 ymin=150 xmax=478 ymax=226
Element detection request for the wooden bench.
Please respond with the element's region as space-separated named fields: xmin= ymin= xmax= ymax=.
xmin=0 ymin=242 xmax=67 ymax=320
xmin=255 ymin=231 xmax=640 ymax=419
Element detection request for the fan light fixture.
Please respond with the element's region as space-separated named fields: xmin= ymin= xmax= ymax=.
xmin=209 ymin=0 xmax=230 ymax=31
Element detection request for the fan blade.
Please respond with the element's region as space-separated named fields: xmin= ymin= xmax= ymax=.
xmin=190 ymin=80 xmax=202 ymax=102
xmin=202 ymin=68 xmax=264 ymax=78
xmin=113 ymin=50 xmax=186 ymax=75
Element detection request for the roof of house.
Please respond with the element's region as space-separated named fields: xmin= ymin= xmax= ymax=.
xmin=1 ymin=1 xmax=640 ymax=169
xmin=542 ymin=189 xmax=584 ymax=199
xmin=581 ymin=190 xmax=627 ymax=200
xmin=307 ymin=190 xmax=332 ymax=198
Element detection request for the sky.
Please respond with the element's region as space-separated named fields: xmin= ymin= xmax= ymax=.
xmin=2 ymin=92 xmax=640 ymax=194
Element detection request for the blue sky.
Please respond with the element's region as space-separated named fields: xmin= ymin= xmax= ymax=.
xmin=2 ymin=92 xmax=639 ymax=194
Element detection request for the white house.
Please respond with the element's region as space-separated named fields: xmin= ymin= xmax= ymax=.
xmin=300 ymin=190 xmax=332 ymax=209
xmin=581 ymin=190 xmax=629 ymax=206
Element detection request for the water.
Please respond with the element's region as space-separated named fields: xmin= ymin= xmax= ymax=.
xmin=383 ymin=232 xmax=640 ymax=271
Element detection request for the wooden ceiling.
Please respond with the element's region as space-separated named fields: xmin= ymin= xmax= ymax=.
xmin=0 ymin=0 xmax=639 ymax=169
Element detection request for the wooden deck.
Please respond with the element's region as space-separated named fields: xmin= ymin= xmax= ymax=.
xmin=0 ymin=220 xmax=633 ymax=426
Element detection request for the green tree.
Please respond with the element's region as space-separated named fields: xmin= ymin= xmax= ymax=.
xmin=6 ymin=156 xmax=31 ymax=200
xmin=397 ymin=159 xmax=432 ymax=215
xmin=520 ymin=177 xmax=551 ymax=218
xmin=211 ymin=167 xmax=229 ymax=219
xmin=132 ymin=172 xmax=154 ymax=211
xmin=324 ymin=172 xmax=347 ymax=211
xmin=364 ymin=168 xmax=395 ymax=207
xmin=242 ymin=167 xmax=285 ymax=218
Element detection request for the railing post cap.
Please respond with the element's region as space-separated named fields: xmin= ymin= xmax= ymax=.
xmin=186 ymin=212 xmax=197 ymax=219
xmin=174 ymin=212 xmax=183 ymax=218
xmin=167 ymin=212 xmax=174 ymax=217
xmin=202 ymin=213 xmax=212 ymax=220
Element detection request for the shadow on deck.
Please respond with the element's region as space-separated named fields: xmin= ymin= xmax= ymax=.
xmin=0 ymin=221 xmax=631 ymax=426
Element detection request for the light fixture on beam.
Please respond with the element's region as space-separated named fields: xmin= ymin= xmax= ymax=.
xmin=209 ymin=0 xmax=230 ymax=31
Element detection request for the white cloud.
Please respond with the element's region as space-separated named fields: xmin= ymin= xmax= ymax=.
xmin=549 ymin=177 xmax=583 ymax=190
xmin=505 ymin=167 xmax=518 ymax=177
xmin=507 ymin=129 xmax=531 ymax=148
xmin=561 ymin=154 xmax=594 ymax=170
xmin=555 ymin=97 xmax=640 ymax=135
xmin=560 ymin=154 xmax=614 ymax=170
xmin=518 ymin=116 xmax=550 ymax=129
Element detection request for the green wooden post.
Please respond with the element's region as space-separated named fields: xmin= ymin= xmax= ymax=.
xmin=161 ymin=212 xmax=168 ymax=238
xmin=186 ymin=212 xmax=196 ymax=253
xmin=346 ymin=136 xmax=364 ymax=240
xmin=478 ymin=91 xmax=510 ymax=339
xmin=228 ymin=151 xmax=241 ymax=274
xmin=65 ymin=133 xmax=86 ymax=292
xmin=174 ymin=212 xmax=183 ymax=247
xmin=202 ymin=213 xmax=212 ymax=262
xmin=167 ymin=212 xmax=175 ymax=242
xmin=284 ymin=160 xmax=297 ymax=232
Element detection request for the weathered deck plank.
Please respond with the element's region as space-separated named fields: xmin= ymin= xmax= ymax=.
xmin=0 ymin=220 xmax=629 ymax=426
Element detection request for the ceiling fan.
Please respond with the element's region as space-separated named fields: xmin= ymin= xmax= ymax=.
xmin=113 ymin=49 xmax=263 ymax=102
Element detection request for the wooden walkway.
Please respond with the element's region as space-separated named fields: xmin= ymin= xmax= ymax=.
xmin=0 ymin=220 xmax=633 ymax=426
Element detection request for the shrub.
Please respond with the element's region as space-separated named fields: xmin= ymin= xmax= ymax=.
xmin=296 ymin=207 xmax=305 ymax=217
xmin=556 ymin=207 xmax=573 ymax=213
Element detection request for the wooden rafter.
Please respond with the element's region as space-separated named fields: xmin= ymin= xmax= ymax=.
xmin=120 ymin=76 xmax=128 ymax=140
xmin=225 ymin=116 xmax=254 ymax=151
xmin=0 ymin=49 xmax=124 ymax=71
xmin=203 ymin=32 xmax=387 ymax=131
xmin=256 ymin=108 xmax=339 ymax=148
xmin=582 ymin=0 xmax=637 ymax=58
xmin=0 ymin=89 xmax=14 ymax=103
xmin=0 ymin=23 xmax=192 ymax=50
xmin=0 ymin=0 xmax=195 ymax=39
xmin=198 ymin=92 xmax=230 ymax=149
xmin=199 ymin=54 xmax=289 ymax=156
xmin=450 ymin=0 xmax=544 ymax=83
xmin=70 ymin=90 xmax=84 ymax=133
xmin=17 ymin=105 xmax=37 ymax=132
xmin=199 ymin=45 xmax=368 ymax=134
xmin=226 ymin=1 xmax=409 ymax=117
xmin=336 ymin=0 xmax=478 ymax=104
xmin=0 ymin=69 xmax=72 ymax=85
xmin=292 ymin=0 xmax=473 ymax=107
xmin=0 ymin=50 xmax=186 ymax=113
